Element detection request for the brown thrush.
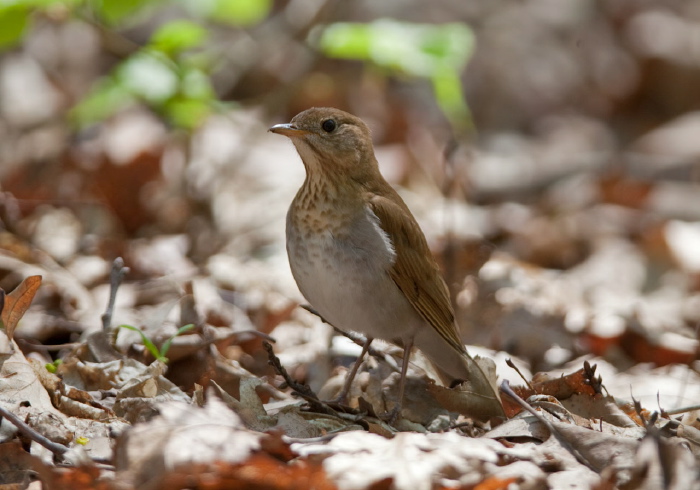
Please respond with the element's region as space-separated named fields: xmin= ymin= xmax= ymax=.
xmin=270 ymin=107 xmax=499 ymax=421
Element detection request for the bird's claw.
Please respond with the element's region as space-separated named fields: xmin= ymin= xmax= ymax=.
xmin=380 ymin=406 xmax=401 ymax=425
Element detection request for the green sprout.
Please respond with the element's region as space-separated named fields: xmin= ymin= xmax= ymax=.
xmin=45 ymin=358 xmax=63 ymax=374
xmin=118 ymin=323 xmax=195 ymax=363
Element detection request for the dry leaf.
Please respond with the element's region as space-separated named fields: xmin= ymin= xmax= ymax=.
xmin=429 ymin=355 xmax=504 ymax=421
xmin=159 ymin=456 xmax=334 ymax=490
xmin=0 ymin=275 xmax=42 ymax=340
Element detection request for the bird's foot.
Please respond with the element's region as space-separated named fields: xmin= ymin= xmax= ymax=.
xmin=325 ymin=395 xmax=351 ymax=412
xmin=331 ymin=390 xmax=349 ymax=406
xmin=379 ymin=405 xmax=401 ymax=425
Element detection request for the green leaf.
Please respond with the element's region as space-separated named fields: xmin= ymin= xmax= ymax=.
xmin=0 ymin=5 xmax=30 ymax=51
xmin=180 ymin=66 xmax=214 ymax=98
xmin=318 ymin=23 xmax=372 ymax=60
xmin=431 ymin=68 xmax=473 ymax=132
xmin=45 ymin=359 xmax=63 ymax=373
xmin=318 ymin=20 xmax=476 ymax=133
xmin=150 ymin=20 xmax=207 ymax=55
xmin=118 ymin=52 xmax=178 ymax=103
xmin=319 ymin=20 xmax=474 ymax=76
xmin=164 ymin=97 xmax=212 ymax=129
xmin=420 ymin=23 xmax=474 ymax=68
xmin=118 ymin=324 xmax=161 ymax=360
xmin=210 ymin=0 xmax=271 ymax=26
xmin=96 ymin=0 xmax=161 ymax=24
xmin=70 ymin=78 xmax=133 ymax=128
xmin=29 ymin=0 xmax=83 ymax=7
xmin=164 ymin=66 xmax=216 ymax=128
xmin=159 ymin=323 xmax=194 ymax=358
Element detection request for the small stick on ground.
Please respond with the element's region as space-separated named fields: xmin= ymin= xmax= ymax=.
xmin=262 ymin=341 xmax=337 ymax=417
xmin=664 ymin=403 xmax=700 ymax=416
xmin=0 ymin=404 xmax=68 ymax=457
xmin=501 ymin=380 xmax=596 ymax=472
xmin=300 ymin=304 xmax=397 ymax=371
xmin=101 ymin=258 xmax=129 ymax=347
xmin=506 ymin=358 xmax=535 ymax=393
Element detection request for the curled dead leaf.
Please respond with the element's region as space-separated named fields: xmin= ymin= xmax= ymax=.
xmin=0 ymin=275 xmax=42 ymax=340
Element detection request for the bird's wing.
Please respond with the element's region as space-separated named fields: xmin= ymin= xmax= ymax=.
xmin=369 ymin=190 xmax=505 ymax=420
xmin=367 ymin=193 xmax=465 ymax=354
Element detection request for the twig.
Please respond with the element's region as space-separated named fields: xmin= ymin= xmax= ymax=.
xmin=200 ymin=329 xmax=277 ymax=349
xmin=663 ymin=403 xmax=700 ymax=416
xmin=505 ymin=358 xmax=534 ymax=392
xmin=583 ymin=361 xmax=603 ymax=394
xmin=500 ymin=380 xmax=596 ymax=472
xmin=0 ymin=404 xmax=68 ymax=456
xmin=101 ymin=258 xmax=129 ymax=345
xmin=300 ymin=304 xmax=397 ymax=370
xmin=262 ymin=341 xmax=337 ymax=417
xmin=229 ymin=330 xmax=276 ymax=343
xmin=632 ymin=396 xmax=649 ymax=425
xmin=282 ymin=432 xmax=343 ymax=444
xmin=262 ymin=340 xmax=318 ymax=401
xmin=16 ymin=339 xmax=80 ymax=352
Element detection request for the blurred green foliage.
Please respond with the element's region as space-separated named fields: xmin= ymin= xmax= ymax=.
xmin=319 ymin=19 xmax=475 ymax=133
xmin=193 ymin=0 xmax=272 ymax=27
xmin=71 ymin=19 xmax=218 ymax=129
xmin=0 ymin=5 xmax=30 ymax=50
xmin=0 ymin=0 xmax=273 ymax=129
xmin=98 ymin=0 xmax=164 ymax=24
xmin=1 ymin=3 xmax=475 ymax=133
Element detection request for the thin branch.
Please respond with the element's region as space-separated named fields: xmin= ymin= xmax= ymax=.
xmin=101 ymin=258 xmax=129 ymax=343
xmin=300 ymin=304 xmax=397 ymax=371
xmin=228 ymin=329 xmax=276 ymax=343
xmin=500 ymin=380 xmax=596 ymax=472
xmin=262 ymin=341 xmax=338 ymax=417
xmin=16 ymin=339 xmax=80 ymax=352
xmin=664 ymin=403 xmax=700 ymax=416
xmin=0 ymin=404 xmax=68 ymax=457
xmin=505 ymin=358 xmax=534 ymax=392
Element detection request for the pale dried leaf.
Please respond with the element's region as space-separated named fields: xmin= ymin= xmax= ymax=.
xmin=115 ymin=397 xmax=262 ymax=488
xmin=293 ymin=431 xmax=505 ymax=490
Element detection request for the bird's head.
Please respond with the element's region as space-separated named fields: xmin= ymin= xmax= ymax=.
xmin=270 ymin=107 xmax=378 ymax=181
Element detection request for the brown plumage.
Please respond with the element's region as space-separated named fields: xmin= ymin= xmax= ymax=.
xmin=270 ymin=107 xmax=501 ymax=421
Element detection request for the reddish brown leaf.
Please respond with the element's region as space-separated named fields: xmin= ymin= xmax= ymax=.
xmin=598 ymin=173 xmax=653 ymax=209
xmin=504 ymin=366 xmax=602 ymax=417
xmin=619 ymin=330 xmax=696 ymax=366
xmin=259 ymin=430 xmax=295 ymax=462
xmin=42 ymin=465 xmax=111 ymax=490
xmin=474 ymin=476 xmax=519 ymax=490
xmin=532 ymin=367 xmax=599 ymax=399
xmin=159 ymin=455 xmax=335 ymax=490
xmin=1 ymin=275 xmax=42 ymax=340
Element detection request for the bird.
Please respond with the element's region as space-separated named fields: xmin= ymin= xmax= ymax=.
xmin=269 ymin=107 xmax=502 ymax=422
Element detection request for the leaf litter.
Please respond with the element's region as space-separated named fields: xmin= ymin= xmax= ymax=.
xmin=3 ymin=3 xmax=700 ymax=488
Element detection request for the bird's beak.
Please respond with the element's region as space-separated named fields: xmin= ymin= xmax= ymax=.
xmin=269 ymin=123 xmax=309 ymax=137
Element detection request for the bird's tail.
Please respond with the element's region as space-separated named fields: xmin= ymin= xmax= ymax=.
xmin=415 ymin=328 xmax=504 ymax=420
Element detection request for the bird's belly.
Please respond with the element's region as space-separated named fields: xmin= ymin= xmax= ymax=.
xmin=287 ymin=229 xmax=421 ymax=343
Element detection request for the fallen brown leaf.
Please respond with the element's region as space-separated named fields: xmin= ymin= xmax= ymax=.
xmin=0 ymin=275 xmax=42 ymax=340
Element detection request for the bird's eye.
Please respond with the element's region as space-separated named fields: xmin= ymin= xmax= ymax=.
xmin=321 ymin=119 xmax=336 ymax=133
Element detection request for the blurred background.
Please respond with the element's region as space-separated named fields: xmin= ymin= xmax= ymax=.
xmin=1 ymin=0 xmax=699 ymax=408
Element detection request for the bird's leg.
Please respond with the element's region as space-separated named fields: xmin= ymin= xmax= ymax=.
xmin=385 ymin=339 xmax=414 ymax=424
xmin=334 ymin=336 xmax=373 ymax=405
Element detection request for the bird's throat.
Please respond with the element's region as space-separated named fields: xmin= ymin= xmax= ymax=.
xmin=290 ymin=171 xmax=365 ymax=238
